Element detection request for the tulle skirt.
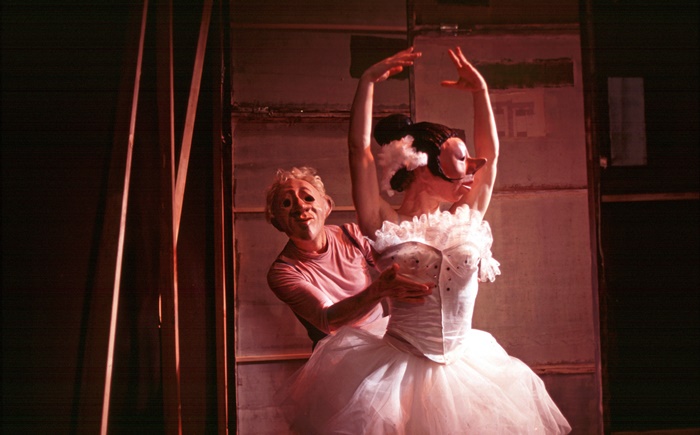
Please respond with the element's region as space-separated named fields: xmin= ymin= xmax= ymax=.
xmin=276 ymin=326 xmax=571 ymax=435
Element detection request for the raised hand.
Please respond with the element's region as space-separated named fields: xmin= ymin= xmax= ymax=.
xmin=361 ymin=47 xmax=422 ymax=84
xmin=440 ymin=46 xmax=487 ymax=92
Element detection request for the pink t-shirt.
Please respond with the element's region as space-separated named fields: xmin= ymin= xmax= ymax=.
xmin=267 ymin=223 xmax=385 ymax=342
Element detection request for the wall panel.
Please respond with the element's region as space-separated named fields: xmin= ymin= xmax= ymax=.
xmin=235 ymin=360 xmax=306 ymax=435
xmin=231 ymin=0 xmax=406 ymax=28
xmin=231 ymin=30 xmax=410 ymax=111
xmin=233 ymin=121 xmax=353 ymax=208
xmin=477 ymin=191 xmax=595 ymax=365
xmin=414 ymin=33 xmax=587 ymax=190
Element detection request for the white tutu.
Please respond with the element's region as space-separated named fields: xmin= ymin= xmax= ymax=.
xmin=276 ymin=206 xmax=571 ymax=434
xmin=277 ymin=326 xmax=570 ymax=434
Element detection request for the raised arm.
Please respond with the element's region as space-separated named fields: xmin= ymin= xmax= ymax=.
xmin=442 ymin=47 xmax=499 ymax=216
xmin=348 ymin=47 xmax=421 ymax=237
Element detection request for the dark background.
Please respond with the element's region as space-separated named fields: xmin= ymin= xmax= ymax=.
xmin=2 ymin=0 xmax=698 ymax=433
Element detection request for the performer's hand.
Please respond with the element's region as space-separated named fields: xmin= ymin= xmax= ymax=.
xmin=361 ymin=47 xmax=422 ymax=84
xmin=440 ymin=46 xmax=487 ymax=92
xmin=376 ymin=263 xmax=432 ymax=304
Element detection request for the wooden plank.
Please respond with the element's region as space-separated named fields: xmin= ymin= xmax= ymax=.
xmin=234 ymin=354 xmax=596 ymax=376
xmin=602 ymin=192 xmax=699 ymax=203
xmin=211 ymin=0 xmax=231 ymax=431
xmin=236 ymin=353 xmax=311 ymax=364
xmin=231 ymin=23 xmax=405 ymax=33
xmin=101 ymin=2 xmax=149 ymax=434
xmin=156 ymin=0 xmax=182 ymax=433
xmin=232 ymin=189 xmax=590 ymax=213
xmin=75 ymin=3 xmax=149 ymax=433
xmin=173 ymin=0 xmax=213 ymax=245
xmin=234 ymin=205 xmax=358 ymax=213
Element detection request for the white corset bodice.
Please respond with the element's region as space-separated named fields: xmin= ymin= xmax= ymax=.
xmin=370 ymin=205 xmax=500 ymax=364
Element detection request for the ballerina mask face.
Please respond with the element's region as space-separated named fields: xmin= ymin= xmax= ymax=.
xmin=438 ymin=137 xmax=487 ymax=184
xmin=272 ymin=179 xmax=331 ymax=245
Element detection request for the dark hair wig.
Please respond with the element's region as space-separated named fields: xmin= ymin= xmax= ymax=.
xmin=373 ymin=114 xmax=458 ymax=192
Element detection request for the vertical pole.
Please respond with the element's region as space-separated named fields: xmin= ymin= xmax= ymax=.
xmin=212 ymin=0 xmax=232 ymax=432
xmin=156 ymin=0 xmax=183 ymax=433
xmin=74 ymin=2 xmax=149 ymax=433
xmin=100 ymin=1 xmax=150 ymax=434
xmin=226 ymin=2 xmax=239 ymax=431
xmin=406 ymin=0 xmax=416 ymax=121
xmin=160 ymin=1 xmax=213 ymax=432
xmin=173 ymin=0 xmax=213 ymax=245
xmin=580 ymin=0 xmax=607 ymax=432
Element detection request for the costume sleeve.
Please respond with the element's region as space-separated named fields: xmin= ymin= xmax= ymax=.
xmin=267 ymin=261 xmax=334 ymax=334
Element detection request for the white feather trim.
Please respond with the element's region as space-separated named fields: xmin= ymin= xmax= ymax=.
xmin=376 ymin=135 xmax=428 ymax=196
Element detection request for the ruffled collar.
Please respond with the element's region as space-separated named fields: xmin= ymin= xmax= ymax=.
xmin=369 ymin=205 xmax=501 ymax=282
xmin=370 ymin=205 xmax=485 ymax=253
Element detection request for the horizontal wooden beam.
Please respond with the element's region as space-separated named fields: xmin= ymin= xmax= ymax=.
xmin=602 ymin=192 xmax=699 ymax=203
xmin=231 ymin=23 xmax=406 ymax=34
xmin=231 ymin=106 xmax=409 ymax=121
xmin=412 ymin=23 xmax=580 ymax=36
xmin=233 ymin=189 xmax=589 ymax=214
xmin=530 ymin=363 xmax=596 ymax=375
xmin=236 ymin=352 xmax=596 ymax=375
xmin=236 ymin=353 xmax=311 ymax=364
